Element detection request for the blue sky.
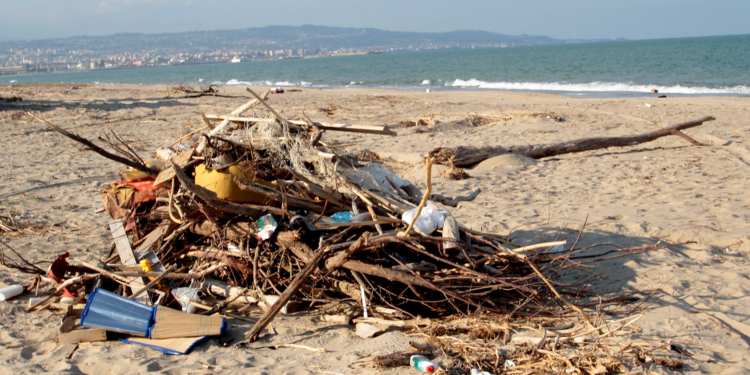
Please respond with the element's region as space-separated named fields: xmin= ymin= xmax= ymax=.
xmin=1 ymin=0 xmax=748 ymax=41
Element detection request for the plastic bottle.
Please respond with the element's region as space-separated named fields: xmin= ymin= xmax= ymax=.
xmin=0 ymin=285 xmax=23 ymax=301
xmin=410 ymin=355 xmax=438 ymax=373
xmin=330 ymin=211 xmax=354 ymax=223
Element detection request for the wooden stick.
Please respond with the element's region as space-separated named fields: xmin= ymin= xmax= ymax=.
xmin=204 ymin=115 xmax=393 ymax=135
xmin=129 ymin=265 xmax=177 ymax=300
xmin=173 ymin=164 xmax=280 ymax=217
xmin=525 ymin=259 xmax=594 ymax=329
xmin=113 ymin=264 xmax=222 ymax=279
xmin=511 ymin=241 xmax=567 ymax=253
xmin=243 ymin=246 xmax=330 ymax=343
xmin=274 ymin=179 xmax=344 ymax=207
xmin=170 ymin=126 xmax=208 ymax=147
xmin=245 ymin=88 xmax=292 ymax=130
xmin=233 ymin=177 xmax=324 ymax=213
xmin=27 ymin=275 xmax=98 ymax=312
xmin=341 ymin=260 xmax=501 ymax=313
xmin=400 ymin=158 xmax=434 ymax=236
xmin=79 ymin=262 xmax=140 ymax=286
xmin=367 ymin=205 xmax=384 ymax=235
xmin=195 ymin=90 xmax=270 ymax=154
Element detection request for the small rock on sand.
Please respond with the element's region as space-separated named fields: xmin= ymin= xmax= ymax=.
xmin=355 ymin=323 xmax=382 ymax=339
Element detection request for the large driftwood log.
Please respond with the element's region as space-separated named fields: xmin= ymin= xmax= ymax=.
xmin=429 ymin=116 xmax=715 ymax=166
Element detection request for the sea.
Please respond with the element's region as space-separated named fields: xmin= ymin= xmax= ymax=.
xmin=3 ymin=34 xmax=749 ymax=98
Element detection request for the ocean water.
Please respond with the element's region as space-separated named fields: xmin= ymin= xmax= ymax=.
xmin=3 ymin=34 xmax=749 ymax=97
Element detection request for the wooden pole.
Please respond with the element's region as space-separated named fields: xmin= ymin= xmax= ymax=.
xmin=128 ymin=265 xmax=177 ymax=300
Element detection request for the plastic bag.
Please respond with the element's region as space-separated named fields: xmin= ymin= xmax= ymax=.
xmin=402 ymin=205 xmax=446 ymax=235
xmin=172 ymin=287 xmax=201 ymax=314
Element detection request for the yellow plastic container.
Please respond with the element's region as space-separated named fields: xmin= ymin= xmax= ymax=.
xmin=194 ymin=164 xmax=275 ymax=203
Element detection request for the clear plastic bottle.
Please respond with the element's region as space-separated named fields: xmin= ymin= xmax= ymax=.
xmin=410 ymin=355 xmax=438 ymax=373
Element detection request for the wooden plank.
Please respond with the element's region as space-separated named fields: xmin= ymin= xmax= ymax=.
xmin=313 ymin=122 xmax=394 ymax=135
xmin=133 ymin=224 xmax=169 ymax=256
xmin=110 ymin=219 xmax=138 ymax=266
xmin=153 ymin=148 xmax=195 ymax=186
xmin=203 ymin=115 xmax=393 ymax=135
xmin=108 ymin=219 xmax=149 ymax=303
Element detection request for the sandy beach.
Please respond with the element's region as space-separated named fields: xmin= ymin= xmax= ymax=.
xmin=1 ymin=83 xmax=749 ymax=374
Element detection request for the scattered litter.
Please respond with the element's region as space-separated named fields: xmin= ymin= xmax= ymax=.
xmin=0 ymin=88 xmax=689 ymax=372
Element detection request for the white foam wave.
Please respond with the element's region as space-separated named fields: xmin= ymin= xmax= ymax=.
xmin=450 ymin=79 xmax=750 ymax=95
xmin=225 ymin=79 xmax=307 ymax=87
xmin=421 ymin=79 xmax=430 ymax=85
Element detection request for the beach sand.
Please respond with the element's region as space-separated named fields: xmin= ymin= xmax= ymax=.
xmin=1 ymin=84 xmax=749 ymax=374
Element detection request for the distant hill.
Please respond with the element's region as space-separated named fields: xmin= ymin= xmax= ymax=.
xmin=0 ymin=25 xmax=603 ymax=55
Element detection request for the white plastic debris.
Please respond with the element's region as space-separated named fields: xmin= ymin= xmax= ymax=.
xmin=402 ymin=205 xmax=446 ymax=235
xmin=0 ymin=285 xmax=23 ymax=301
xmin=172 ymin=287 xmax=201 ymax=314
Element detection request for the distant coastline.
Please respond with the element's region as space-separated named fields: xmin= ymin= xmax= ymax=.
xmin=0 ymin=24 xmax=606 ymax=77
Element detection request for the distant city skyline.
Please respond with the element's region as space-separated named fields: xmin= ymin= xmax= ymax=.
xmin=1 ymin=0 xmax=748 ymax=42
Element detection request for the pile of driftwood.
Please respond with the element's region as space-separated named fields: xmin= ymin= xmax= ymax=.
xmin=5 ymin=90 xmax=710 ymax=372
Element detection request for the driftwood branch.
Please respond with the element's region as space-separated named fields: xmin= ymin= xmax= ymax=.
xmin=243 ymin=245 xmax=329 ymax=343
xmin=429 ymin=116 xmax=716 ymax=166
xmin=30 ymin=113 xmax=156 ymax=177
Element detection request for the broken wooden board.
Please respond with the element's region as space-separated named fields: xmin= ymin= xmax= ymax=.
xmin=109 ymin=219 xmax=149 ymax=304
xmin=153 ymin=148 xmax=195 ymax=187
xmin=134 ymin=224 xmax=170 ymax=256
xmin=58 ymin=305 xmax=107 ymax=345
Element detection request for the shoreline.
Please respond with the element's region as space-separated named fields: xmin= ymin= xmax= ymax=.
xmin=3 ymin=81 xmax=747 ymax=100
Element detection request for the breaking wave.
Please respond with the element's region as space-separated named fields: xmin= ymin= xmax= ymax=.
xmin=449 ymin=79 xmax=750 ymax=95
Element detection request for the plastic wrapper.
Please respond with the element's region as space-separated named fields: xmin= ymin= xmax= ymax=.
xmin=401 ymin=205 xmax=446 ymax=235
xmin=256 ymin=214 xmax=278 ymax=241
xmin=330 ymin=211 xmax=354 ymax=223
